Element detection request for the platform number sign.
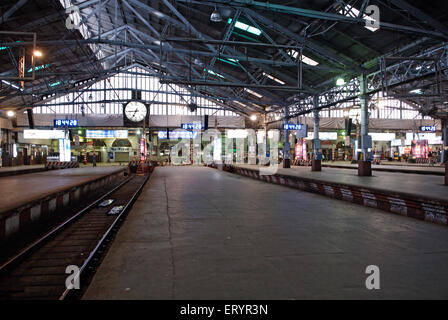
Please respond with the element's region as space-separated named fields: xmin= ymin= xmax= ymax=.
xmin=419 ymin=126 xmax=437 ymax=132
xmin=54 ymin=119 xmax=78 ymax=128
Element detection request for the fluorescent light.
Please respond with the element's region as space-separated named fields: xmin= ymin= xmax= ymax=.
xmin=339 ymin=4 xmax=379 ymax=32
xmin=205 ymin=69 xmax=225 ymax=78
xmin=27 ymin=64 xmax=50 ymax=73
xmin=2 ymin=80 xmax=22 ymax=91
xmin=218 ymin=58 xmax=239 ymax=66
xmin=410 ymin=89 xmax=423 ymax=94
xmin=234 ymin=101 xmax=247 ymax=108
xmin=49 ymin=81 xmax=61 ymax=87
xmin=227 ymin=18 xmax=262 ymax=36
xmin=287 ymin=50 xmax=319 ymax=66
xmin=263 ymin=72 xmax=285 ymax=85
xmin=244 ymin=88 xmax=263 ymax=99
xmin=301 ymin=55 xmax=319 ymax=66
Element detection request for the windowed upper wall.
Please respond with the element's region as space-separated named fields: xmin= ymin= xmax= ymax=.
xmin=35 ymin=67 xmax=240 ymax=117
xmin=303 ymin=92 xmax=431 ymax=120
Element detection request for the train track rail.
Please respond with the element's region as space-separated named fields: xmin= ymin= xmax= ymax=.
xmin=0 ymin=174 xmax=149 ymax=300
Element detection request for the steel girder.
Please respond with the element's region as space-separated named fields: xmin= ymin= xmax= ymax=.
xmin=266 ymin=44 xmax=448 ymax=123
xmin=190 ymin=0 xmax=448 ymax=40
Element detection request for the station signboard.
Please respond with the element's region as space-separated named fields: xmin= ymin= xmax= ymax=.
xmin=158 ymin=131 xmax=198 ymax=139
xmin=24 ymin=129 xmax=65 ymax=140
xmin=368 ymin=133 xmax=396 ymax=141
xmin=85 ymin=130 xmax=128 ymax=139
xmin=307 ymin=132 xmax=338 ymax=141
xmin=59 ymin=139 xmax=71 ymax=162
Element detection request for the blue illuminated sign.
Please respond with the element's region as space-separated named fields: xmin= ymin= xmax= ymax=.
xmin=158 ymin=131 xmax=198 ymax=139
xmin=86 ymin=130 xmax=128 ymax=138
xmin=419 ymin=126 xmax=437 ymax=132
xmin=54 ymin=119 xmax=78 ymax=127
xmin=283 ymin=124 xmax=303 ymax=130
xmin=181 ymin=123 xmax=203 ymax=130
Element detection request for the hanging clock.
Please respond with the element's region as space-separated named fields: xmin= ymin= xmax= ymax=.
xmin=123 ymin=101 xmax=148 ymax=126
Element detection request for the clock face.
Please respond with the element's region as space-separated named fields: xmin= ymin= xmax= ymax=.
xmin=125 ymin=101 xmax=147 ymax=122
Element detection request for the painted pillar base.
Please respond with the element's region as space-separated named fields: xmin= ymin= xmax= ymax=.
xmin=445 ymin=164 xmax=448 ymax=186
xmin=312 ymin=159 xmax=322 ymax=171
xmin=358 ymin=160 xmax=372 ymax=176
xmin=283 ymin=158 xmax=291 ymax=168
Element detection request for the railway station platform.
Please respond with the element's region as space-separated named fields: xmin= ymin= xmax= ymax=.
xmin=83 ymin=166 xmax=448 ymax=299
xmin=0 ymin=165 xmax=46 ymax=177
xmin=227 ymin=164 xmax=448 ymax=226
xmin=0 ymin=167 xmax=126 ymax=240
xmin=321 ymin=161 xmax=445 ymax=175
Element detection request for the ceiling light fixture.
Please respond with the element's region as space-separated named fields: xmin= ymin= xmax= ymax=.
xmin=210 ymin=6 xmax=222 ymax=22
xmin=7 ymin=110 xmax=15 ymax=117
xmin=33 ymin=50 xmax=43 ymax=57
xmin=263 ymin=72 xmax=285 ymax=85
xmin=336 ymin=78 xmax=346 ymax=86
xmin=244 ymin=88 xmax=263 ymax=99
xmin=250 ymin=114 xmax=257 ymax=121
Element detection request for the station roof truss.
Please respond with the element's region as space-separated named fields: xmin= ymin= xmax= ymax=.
xmin=0 ymin=0 xmax=447 ymax=121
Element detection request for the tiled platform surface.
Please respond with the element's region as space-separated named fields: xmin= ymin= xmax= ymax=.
xmin=83 ymin=166 xmax=448 ymax=299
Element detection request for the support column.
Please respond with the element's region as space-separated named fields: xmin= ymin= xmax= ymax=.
xmin=358 ymin=73 xmax=372 ymax=176
xmin=312 ymin=96 xmax=321 ymax=171
xmin=283 ymin=106 xmax=291 ymax=168
xmin=442 ymin=119 xmax=447 ymax=185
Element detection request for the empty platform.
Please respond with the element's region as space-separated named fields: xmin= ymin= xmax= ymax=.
xmin=235 ymin=164 xmax=447 ymax=202
xmin=321 ymin=161 xmax=445 ymax=175
xmin=0 ymin=165 xmax=46 ymax=177
xmin=83 ymin=166 xmax=448 ymax=300
xmin=0 ymin=166 xmax=125 ymax=239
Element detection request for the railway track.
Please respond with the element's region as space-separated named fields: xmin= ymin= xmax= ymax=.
xmin=0 ymin=174 xmax=149 ymax=300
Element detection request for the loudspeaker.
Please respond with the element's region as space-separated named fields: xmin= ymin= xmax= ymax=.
xmin=188 ymin=103 xmax=198 ymax=112
xmin=204 ymin=115 xmax=209 ymax=130
xmin=345 ymin=118 xmax=352 ymax=136
xmin=27 ymin=109 xmax=34 ymax=129
xmin=132 ymin=90 xmax=142 ymax=100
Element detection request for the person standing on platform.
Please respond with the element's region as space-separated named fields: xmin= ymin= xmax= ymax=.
xmin=92 ymin=152 xmax=97 ymax=167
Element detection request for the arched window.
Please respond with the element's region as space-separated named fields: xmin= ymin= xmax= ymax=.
xmin=112 ymin=139 xmax=132 ymax=147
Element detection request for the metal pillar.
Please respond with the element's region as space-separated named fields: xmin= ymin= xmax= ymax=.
xmin=312 ymin=96 xmax=321 ymax=171
xmin=442 ymin=119 xmax=448 ymax=185
xmin=283 ymin=105 xmax=291 ymax=168
xmin=358 ymin=73 xmax=372 ymax=176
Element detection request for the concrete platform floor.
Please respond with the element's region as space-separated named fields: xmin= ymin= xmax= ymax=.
xmin=84 ymin=166 xmax=448 ymax=300
xmin=236 ymin=164 xmax=448 ymax=202
xmin=0 ymin=165 xmax=45 ymax=177
xmin=0 ymin=166 xmax=125 ymax=214
xmin=321 ymin=161 xmax=444 ymax=175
